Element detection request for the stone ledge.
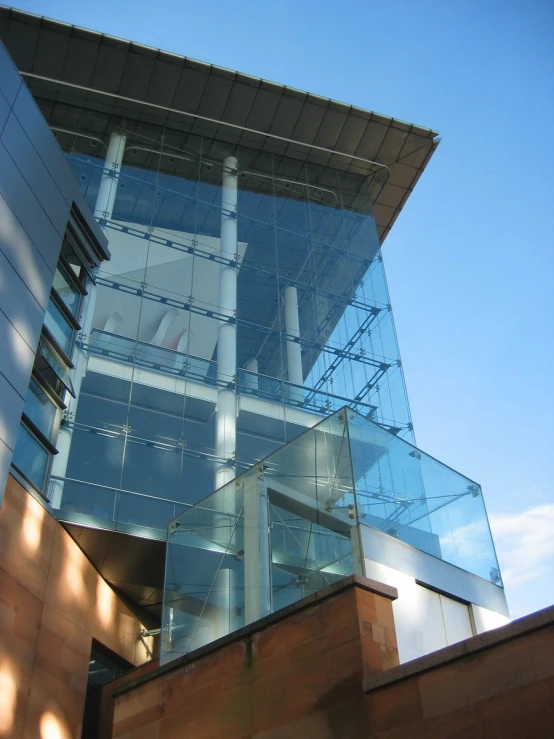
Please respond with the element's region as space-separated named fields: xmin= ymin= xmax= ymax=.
xmin=113 ymin=574 xmax=398 ymax=697
xmin=363 ymin=603 xmax=554 ymax=693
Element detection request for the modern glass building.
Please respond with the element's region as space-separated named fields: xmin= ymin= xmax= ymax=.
xmin=0 ymin=7 xmax=508 ymax=675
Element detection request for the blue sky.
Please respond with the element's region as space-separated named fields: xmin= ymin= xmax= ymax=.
xmin=9 ymin=0 xmax=554 ymax=617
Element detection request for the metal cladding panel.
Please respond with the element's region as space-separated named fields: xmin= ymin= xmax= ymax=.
xmin=2 ymin=112 xmax=70 ymax=238
xmin=354 ymin=119 xmax=390 ymax=160
xmin=0 ymin=248 xmax=45 ymax=349
xmin=313 ymin=107 xmax=349 ymax=149
xmin=0 ymin=373 xmax=25 ymax=452
xmin=222 ymin=81 xmax=259 ymax=127
xmin=0 ymin=90 xmax=9 ymax=133
xmin=146 ymin=59 xmax=184 ymax=107
xmin=335 ymin=114 xmax=369 ymax=156
xmin=171 ymin=66 xmax=209 ymax=111
xmin=246 ymin=87 xmax=282 ymax=132
xmin=197 ymin=73 xmax=234 ymax=120
xmin=5 ymin=16 xmax=39 ymax=72
xmin=63 ymin=34 xmax=100 ymax=86
xmin=291 ymin=100 xmax=327 ymax=142
xmin=0 ymin=309 xmax=35 ymax=399
xmin=119 ymin=50 xmax=156 ymax=100
xmin=92 ymin=43 xmax=128 ymax=93
xmin=32 ymin=26 xmax=69 ymax=79
xmin=12 ymin=89 xmax=76 ymax=205
xmin=0 ymin=143 xmax=61 ymax=275
xmin=269 ymin=94 xmax=304 ymax=139
xmin=0 ymin=40 xmax=22 ymax=104
xmin=377 ymin=182 xmax=408 ymax=210
xmin=387 ymin=160 xmax=419 ymax=189
xmin=0 ymin=8 xmax=440 ymax=245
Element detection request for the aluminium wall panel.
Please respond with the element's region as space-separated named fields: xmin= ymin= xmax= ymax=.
xmin=0 ymin=248 xmax=45 ymax=349
xmin=12 ymin=87 xmax=76 ymax=205
xmin=0 ymin=372 xmax=25 ymax=452
xmin=0 ymin=144 xmax=63 ymax=276
xmin=1 ymin=112 xmax=70 ymax=238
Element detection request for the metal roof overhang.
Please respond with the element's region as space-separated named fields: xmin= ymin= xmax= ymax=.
xmin=0 ymin=6 xmax=439 ymax=243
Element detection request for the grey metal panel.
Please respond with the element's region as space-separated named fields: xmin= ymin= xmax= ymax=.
xmin=1 ymin=112 xmax=70 ymax=238
xmin=146 ymin=59 xmax=184 ymax=107
xmin=0 ymin=309 xmax=35 ymax=399
xmin=119 ymin=51 xmax=155 ymax=101
xmin=0 ymin=248 xmax=45 ymax=349
xmin=12 ymin=84 xmax=76 ymax=205
xmin=361 ymin=523 xmax=509 ymax=616
xmin=63 ymin=34 xmax=100 ymax=86
xmin=92 ymin=43 xmax=127 ymax=94
xmin=0 ymin=371 xmax=25 ymax=451
xmin=313 ymin=108 xmax=348 ymax=149
xmin=0 ymin=42 xmax=22 ymax=104
xmin=0 ymin=143 xmax=62 ymax=275
xmin=32 ymin=26 xmax=69 ymax=79
xmin=0 ymin=89 xmax=10 ymax=135
xmin=0 ymin=192 xmax=54 ymax=312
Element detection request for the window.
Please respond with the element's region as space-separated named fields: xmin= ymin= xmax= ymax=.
xmin=12 ymin=218 xmax=94 ymax=497
xmin=44 ymin=295 xmax=76 ymax=354
xmin=23 ymin=378 xmax=58 ymax=440
xmin=12 ymin=424 xmax=51 ymax=492
xmin=53 ymin=263 xmax=82 ymax=316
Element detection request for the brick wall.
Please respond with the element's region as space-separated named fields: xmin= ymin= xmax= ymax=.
xmin=0 ymin=475 xmax=152 ymax=738
xmin=111 ymin=577 xmax=399 ymax=739
xmin=365 ymin=605 xmax=554 ymax=738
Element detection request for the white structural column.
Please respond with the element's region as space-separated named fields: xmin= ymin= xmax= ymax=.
xmin=244 ymin=358 xmax=259 ymax=393
xmin=50 ymin=132 xmax=126 ymax=509
xmin=243 ymin=468 xmax=272 ymax=624
xmin=283 ymin=285 xmax=303 ymax=387
xmin=215 ymin=156 xmax=238 ymax=491
xmin=94 ymin=132 xmax=127 ymax=222
xmin=211 ymin=569 xmax=237 ymax=641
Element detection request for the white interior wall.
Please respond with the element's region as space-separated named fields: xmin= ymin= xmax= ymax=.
xmin=364 ymin=557 xmax=474 ymax=663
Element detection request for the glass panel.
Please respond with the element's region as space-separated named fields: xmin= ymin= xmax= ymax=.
xmin=23 ymin=378 xmax=58 ymax=441
xmin=44 ymin=296 xmax=74 ymax=354
xmin=162 ymin=407 xmax=501 ymax=663
xmin=345 ymin=409 xmax=500 ymax=583
xmin=36 ymin=335 xmax=76 ymax=397
xmin=162 ymin=410 xmax=360 ymax=664
xmin=53 ymin=265 xmax=81 ymax=316
xmin=12 ymin=424 xmax=49 ymax=491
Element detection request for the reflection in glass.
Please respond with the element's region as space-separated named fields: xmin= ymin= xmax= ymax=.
xmin=161 ymin=407 xmax=501 ymax=663
xmin=44 ymin=296 xmax=74 ymax=354
xmin=12 ymin=424 xmax=49 ymax=491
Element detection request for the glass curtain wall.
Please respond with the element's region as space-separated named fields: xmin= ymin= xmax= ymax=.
xmin=33 ymin=91 xmax=413 ymax=537
xmin=161 ymin=407 xmax=501 ymax=664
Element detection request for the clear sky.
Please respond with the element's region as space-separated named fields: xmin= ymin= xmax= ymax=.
xmin=8 ymin=0 xmax=554 ymax=618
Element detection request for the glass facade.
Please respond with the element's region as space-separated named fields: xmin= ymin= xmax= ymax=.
xmin=162 ymin=408 xmax=501 ymax=663
xmin=27 ymin=93 xmax=414 ymax=537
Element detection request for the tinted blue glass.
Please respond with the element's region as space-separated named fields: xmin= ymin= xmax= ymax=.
xmin=12 ymin=424 xmax=49 ymax=491
xmin=44 ymin=297 xmax=73 ymax=353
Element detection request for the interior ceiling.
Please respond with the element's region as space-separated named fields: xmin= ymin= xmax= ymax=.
xmin=0 ymin=6 xmax=440 ymax=243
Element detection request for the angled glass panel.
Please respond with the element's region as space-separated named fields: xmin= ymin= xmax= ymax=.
xmin=344 ymin=409 xmax=500 ymax=583
xmin=162 ymin=409 xmax=362 ymax=664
